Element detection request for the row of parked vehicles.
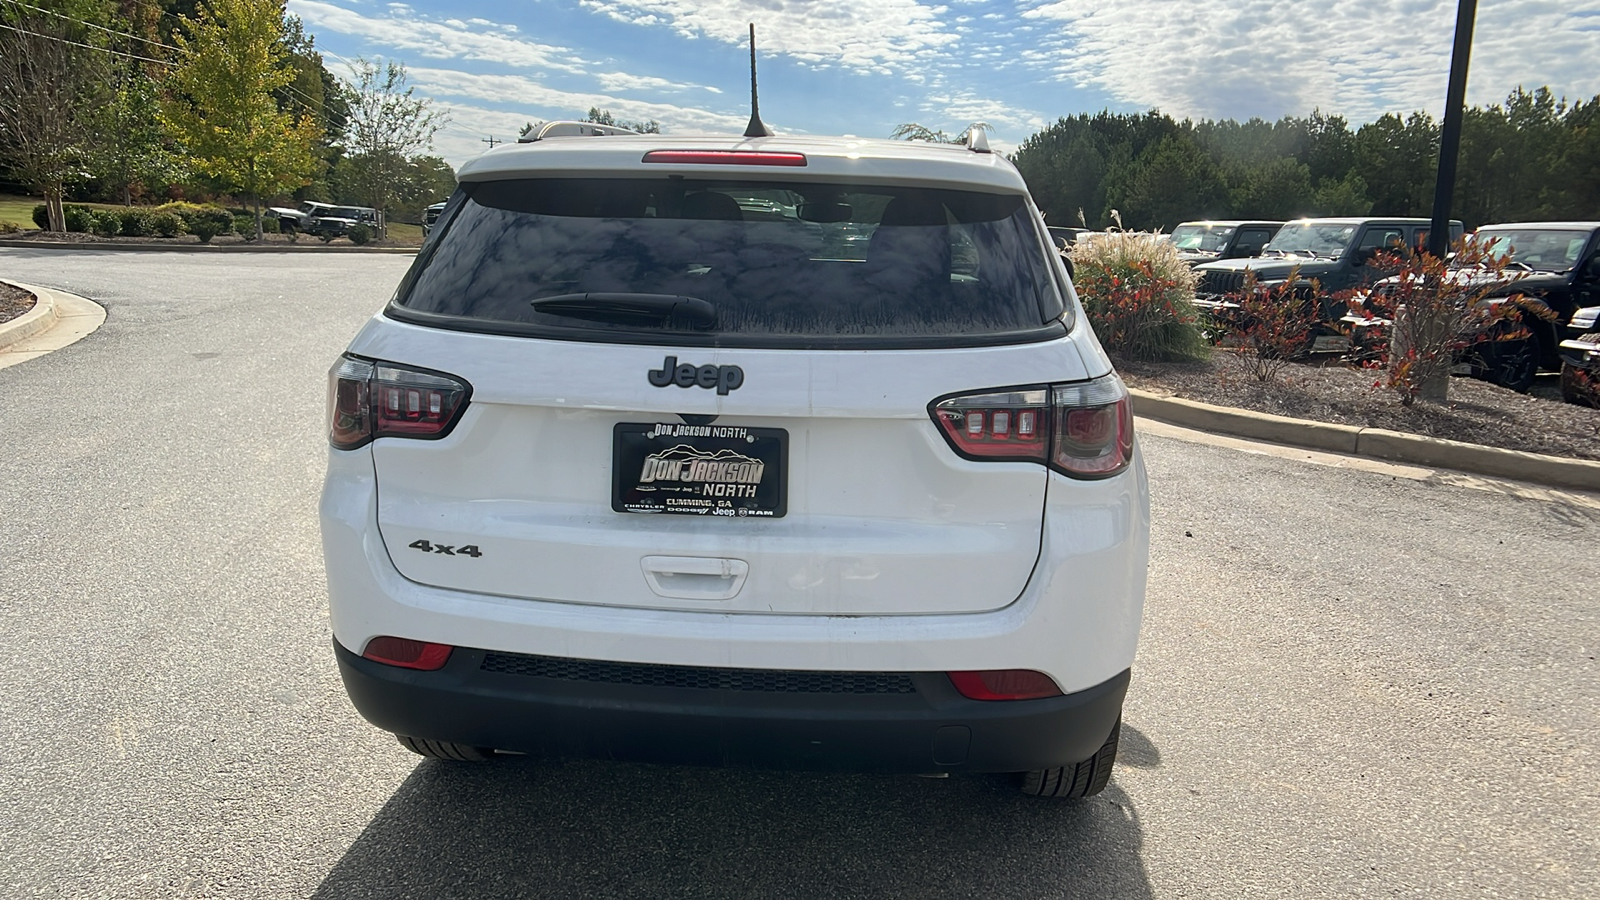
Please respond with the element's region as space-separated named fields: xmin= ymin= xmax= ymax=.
xmin=267 ymin=200 xmax=381 ymax=239
xmin=1073 ymin=216 xmax=1600 ymax=401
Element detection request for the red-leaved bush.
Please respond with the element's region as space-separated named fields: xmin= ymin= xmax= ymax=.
xmin=1346 ymin=240 xmax=1550 ymax=405
xmin=1068 ymin=231 xmax=1208 ymax=361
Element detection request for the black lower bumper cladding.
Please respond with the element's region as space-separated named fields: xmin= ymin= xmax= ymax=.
xmin=335 ymin=640 xmax=1128 ymax=773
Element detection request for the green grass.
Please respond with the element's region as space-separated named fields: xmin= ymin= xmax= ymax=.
xmin=385 ymin=222 xmax=423 ymax=243
xmin=0 ymin=194 xmax=44 ymax=228
xmin=0 ymin=194 xmax=145 ymax=228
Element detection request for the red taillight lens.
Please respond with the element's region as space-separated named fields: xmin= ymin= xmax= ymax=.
xmin=327 ymin=356 xmax=471 ymax=450
xmin=931 ymin=389 xmax=1050 ymax=462
xmin=948 ymin=670 xmax=1063 ymax=701
xmin=1050 ymin=378 xmax=1133 ymax=479
xmin=641 ymin=150 xmax=808 ymax=166
xmin=362 ymin=636 xmax=454 ymax=671
xmin=929 ymin=375 xmax=1132 ymax=478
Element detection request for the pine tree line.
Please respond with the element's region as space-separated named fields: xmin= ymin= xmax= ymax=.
xmin=1011 ymin=87 xmax=1600 ymax=232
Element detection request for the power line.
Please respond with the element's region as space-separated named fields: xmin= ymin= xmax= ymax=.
xmin=0 ymin=0 xmax=172 ymax=51
xmin=0 ymin=20 xmax=171 ymax=67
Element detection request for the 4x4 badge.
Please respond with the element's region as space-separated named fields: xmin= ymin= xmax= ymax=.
xmin=648 ymin=356 xmax=744 ymax=395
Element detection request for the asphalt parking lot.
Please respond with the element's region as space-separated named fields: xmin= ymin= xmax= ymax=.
xmin=1 ymin=250 xmax=1596 ymax=898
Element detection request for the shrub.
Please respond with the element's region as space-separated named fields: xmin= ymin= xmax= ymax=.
xmin=63 ymin=205 xmax=96 ymax=233
xmin=1346 ymin=241 xmax=1551 ymax=405
xmin=91 ymin=210 xmax=121 ymax=238
xmin=1216 ymin=269 xmax=1326 ymax=382
xmin=233 ymin=213 xmax=257 ymax=240
xmin=259 ymin=216 xmax=279 ymax=234
xmin=347 ymin=223 xmax=373 ymax=245
xmin=0 ymin=221 xmax=19 ymax=235
xmin=152 ymin=211 xmax=184 ymax=238
xmin=184 ymin=207 xmax=234 ymax=243
xmin=155 ymin=201 xmax=209 ymax=218
xmin=31 ymin=204 xmax=49 ymax=230
xmin=1067 ymin=231 xmax=1208 ymax=361
xmin=119 ymin=209 xmax=155 ymax=237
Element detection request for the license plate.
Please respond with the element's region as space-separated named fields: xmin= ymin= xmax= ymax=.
xmin=612 ymin=422 xmax=788 ymax=518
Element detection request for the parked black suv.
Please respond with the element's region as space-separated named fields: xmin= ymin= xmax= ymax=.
xmin=1193 ymin=217 xmax=1463 ymax=350
xmin=1195 ymin=218 xmax=1462 ymax=300
xmin=1170 ymin=220 xmax=1282 ymax=266
xmin=1468 ymin=222 xmax=1600 ymax=390
xmin=1337 ymin=222 xmax=1600 ymax=392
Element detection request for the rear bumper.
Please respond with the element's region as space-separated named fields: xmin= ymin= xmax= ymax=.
xmin=335 ymin=640 xmax=1129 ymax=773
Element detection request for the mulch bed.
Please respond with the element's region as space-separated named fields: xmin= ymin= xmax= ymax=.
xmin=0 ymin=280 xmax=35 ymax=325
xmin=1117 ymin=353 xmax=1600 ymax=461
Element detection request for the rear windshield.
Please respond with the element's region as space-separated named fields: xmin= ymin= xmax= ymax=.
xmin=395 ymin=178 xmax=1064 ymax=346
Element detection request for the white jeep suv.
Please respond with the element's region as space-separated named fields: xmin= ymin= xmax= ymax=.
xmin=320 ymin=128 xmax=1149 ymax=797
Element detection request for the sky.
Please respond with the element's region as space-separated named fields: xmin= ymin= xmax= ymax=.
xmin=285 ymin=0 xmax=1600 ymax=169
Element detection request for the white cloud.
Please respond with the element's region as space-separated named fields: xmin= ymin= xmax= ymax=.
xmin=595 ymin=72 xmax=722 ymax=94
xmin=576 ymin=0 xmax=961 ymax=72
xmin=1022 ymin=0 xmax=1600 ymax=122
xmin=287 ymin=0 xmax=591 ymax=74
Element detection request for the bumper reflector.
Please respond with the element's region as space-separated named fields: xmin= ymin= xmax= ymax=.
xmin=947 ymin=669 xmax=1063 ymax=701
xmin=362 ymin=636 xmax=454 ymax=671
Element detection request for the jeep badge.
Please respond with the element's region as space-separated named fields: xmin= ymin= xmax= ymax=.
xmin=648 ymin=356 xmax=744 ymax=395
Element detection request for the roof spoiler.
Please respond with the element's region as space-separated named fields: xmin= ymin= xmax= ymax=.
xmin=518 ymin=121 xmax=640 ymax=143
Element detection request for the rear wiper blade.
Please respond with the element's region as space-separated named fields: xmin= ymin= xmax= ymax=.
xmin=531 ymin=293 xmax=717 ymax=328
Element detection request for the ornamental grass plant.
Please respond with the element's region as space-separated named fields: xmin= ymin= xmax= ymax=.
xmin=1068 ymin=231 xmax=1208 ymax=362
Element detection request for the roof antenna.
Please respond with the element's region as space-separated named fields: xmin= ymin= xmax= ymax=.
xmin=743 ymin=23 xmax=773 ymax=138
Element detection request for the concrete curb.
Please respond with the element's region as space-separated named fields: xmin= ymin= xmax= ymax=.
xmin=0 ymin=280 xmax=106 ymax=370
xmin=1130 ymin=388 xmax=1600 ymax=493
xmin=0 ymin=281 xmax=55 ymax=351
xmin=0 ymin=238 xmax=416 ymax=254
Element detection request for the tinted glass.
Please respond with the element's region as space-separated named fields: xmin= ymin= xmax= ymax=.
xmin=1475 ymin=229 xmax=1592 ymax=271
xmin=398 ymin=178 xmax=1059 ymax=341
xmin=1171 ymin=225 xmax=1234 ymax=252
xmin=1266 ymin=223 xmax=1357 ymax=256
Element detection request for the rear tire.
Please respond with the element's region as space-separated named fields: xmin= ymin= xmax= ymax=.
xmin=1019 ymin=719 xmax=1120 ymax=799
xmin=397 ymin=735 xmax=495 ymax=762
xmin=1483 ymin=337 xmax=1538 ymax=393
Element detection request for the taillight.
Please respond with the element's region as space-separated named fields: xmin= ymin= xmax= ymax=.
xmin=1050 ymin=378 xmax=1134 ymax=478
xmin=929 ymin=374 xmax=1132 ymax=479
xmin=327 ymin=356 xmax=471 ymax=450
xmin=948 ymin=670 xmax=1064 ymax=701
xmin=930 ymin=388 xmax=1049 ymax=463
xmin=362 ymin=636 xmax=453 ymax=671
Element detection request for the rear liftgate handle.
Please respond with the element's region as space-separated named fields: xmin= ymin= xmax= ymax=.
xmin=640 ymin=556 xmax=749 ymax=601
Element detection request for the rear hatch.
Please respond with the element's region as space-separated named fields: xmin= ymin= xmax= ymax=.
xmin=360 ymin=150 xmax=1091 ymax=616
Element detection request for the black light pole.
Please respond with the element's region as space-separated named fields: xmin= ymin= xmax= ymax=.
xmin=1428 ymin=0 xmax=1477 ymax=258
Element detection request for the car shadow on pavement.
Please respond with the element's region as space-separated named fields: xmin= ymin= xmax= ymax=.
xmin=313 ymin=756 xmax=1154 ymax=900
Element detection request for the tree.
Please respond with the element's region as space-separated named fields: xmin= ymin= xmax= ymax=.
xmin=277 ymin=14 xmax=348 ymax=202
xmin=92 ymin=66 xmax=178 ymax=205
xmin=1227 ymin=156 xmax=1313 ymax=220
xmin=890 ymin=122 xmax=989 ymax=144
xmin=342 ymin=57 xmax=446 ymax=231
xmin=1104 ymin=134 xmax=1228 ymax=230
xmin=0 ymin=1 xmax=112 ymax=230
xmin=162 ymin=0 xmax=321 ymax=239
xmin=1353 ymin=112 xmax=1438 ymax=217
xmin=585 ymin=108 xmax=660 ymax=134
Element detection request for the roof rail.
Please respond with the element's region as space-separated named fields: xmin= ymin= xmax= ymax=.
xmin=518 ymin=121 xmax=640 ymax=143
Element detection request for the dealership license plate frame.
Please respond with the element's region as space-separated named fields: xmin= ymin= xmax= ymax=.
xmin=612 ymin=422 xmax=788 ymax=518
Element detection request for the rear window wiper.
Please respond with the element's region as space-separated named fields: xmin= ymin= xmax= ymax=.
xmin=530 ymin=293 xmax=717 ymax=328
